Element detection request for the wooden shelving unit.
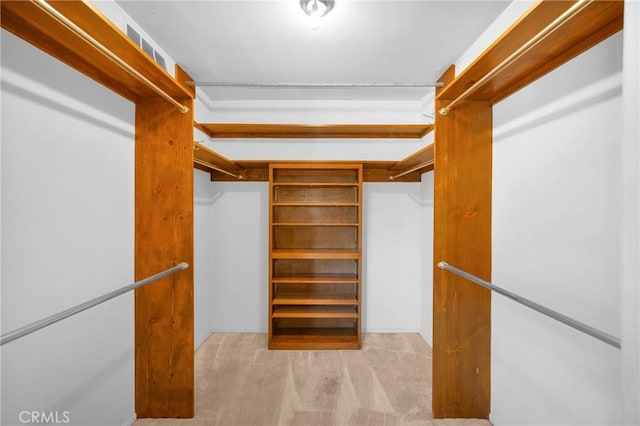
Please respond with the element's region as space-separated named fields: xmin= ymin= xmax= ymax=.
xmin=269 ymin=163 xmax=363 ymax=350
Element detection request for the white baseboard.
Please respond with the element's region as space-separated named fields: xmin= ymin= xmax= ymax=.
xmin=121 ymin=413 xmax=136 ymax=426
xmin=362 ymin=328 xmax=420 ymax=333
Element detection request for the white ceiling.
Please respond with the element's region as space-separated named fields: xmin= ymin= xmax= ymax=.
xmin=116 ymin=0 xmax=510 ymax=101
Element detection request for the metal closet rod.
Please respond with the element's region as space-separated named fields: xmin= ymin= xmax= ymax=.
xmin=194 ymin=158 xmax=245 ymax=180
xmin=188 ymin=81 xmax=445 ymax=88
xmin=437 ymin=261 xmax=621 ymax=349
xmin=31 ymin=0 xmax=190 ymax=114
xmin=389 ymin=160 xmax=434 ymax=180
xmin=0 ymin=262 xmax=189 ymax=346
xmin=439 ymin=0 xmax=591 ymax=116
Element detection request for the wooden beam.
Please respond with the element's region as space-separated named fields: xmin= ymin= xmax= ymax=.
xmin=437 ymin=0 xmax=623 ymax=106
xmin=0 ymin=1 xmax=193 ymax=104
xmin=433 ymin=65 xmax=493 ymax=418
xmin=195 ymin=123 xmax=433 ymax=139
xmin=135 ymin=96 xmax=194 ymax=418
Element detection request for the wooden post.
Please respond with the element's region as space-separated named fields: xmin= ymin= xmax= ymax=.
xmin=433 ymin=65 xmax=493 ymax=418
xmin=134 ymin=95 xmax=194 ymax=418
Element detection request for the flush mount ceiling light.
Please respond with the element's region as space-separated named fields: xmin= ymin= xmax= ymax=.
xmin=300 ymin=0 xmax=335 ymax=30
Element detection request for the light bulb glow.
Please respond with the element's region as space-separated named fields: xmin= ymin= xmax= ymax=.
xmin=299 ymin=0 xmax=334 ymax=30
xmin=309 ymin=12 xmax=322 ymax=30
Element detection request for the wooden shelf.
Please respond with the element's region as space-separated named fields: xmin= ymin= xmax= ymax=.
xmin=272 ymin=306 xmax=357 ymax=319
xmin=195 ymin=123 xmax=433 ymax=139
xmin=271 ymin=249 xmax=359 ymax=260
xmin=193 ymin=142 xmax=245 ymax=179
xmin=388 ymin=144 xmax=435 ymax=181
xmin=273 ymin=202 xmax=358 ymax=207
xmin=272 ymin=276 xmax=358 ymax=284
xmin=273 ymin=223 xmax=359 ymax=227
xmin=273 ymin=182 xmax=359 ymax=187
xmin=0 ymin=1 xmax=193 ymax=104
xmin=436 ymin=1 xmax=623 ymax=105
xmin=273 ymin=294 xmax=358 ymax=306
xmin=272 ymin=328 xmax=357 ymax=337
xmin=270 ymin=332 xmax=359 ymax=350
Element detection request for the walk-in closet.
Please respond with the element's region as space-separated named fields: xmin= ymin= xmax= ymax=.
xmin=1 ymin=1 xmax=638 ymax=426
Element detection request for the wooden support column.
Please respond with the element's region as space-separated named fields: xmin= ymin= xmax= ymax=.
xmin=135 ymin=96 xmax=194 ymax=418
xmin=433 ymin=65 xmax=492 ymax=418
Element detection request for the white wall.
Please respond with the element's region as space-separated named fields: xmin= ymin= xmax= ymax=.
xmin=209 ymin=182 xmax=269 ymax=332
xmin=194 ymin=170 xmax=215 ymax=347
xmin=491 ymin=31 xmax=624 ymax=426
xmin=208 ymin=138 xmax=428 ymax=163
xmin=363 ymin=183 xmax=423 ymax=332
xmin=420 ymin=172 xmax=434 ymax=346
xmin=621 ymin=1 xmax=640 ymax=423
xmin=1 ymin=29 xmax=135 ymax=426
xmin=200 ymin=178 xmax=426 ymax=334
xmin=209 ymin=99 xmax=429 ymax=124
xmin=455 ymin=1 xmax=535 ymax=76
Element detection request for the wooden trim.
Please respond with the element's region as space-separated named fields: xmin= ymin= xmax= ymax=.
xmin=195 ymin=123 xmax=434 ymax=139
xmin=268 ymin=165 xmax=275 ymax=345
xmin=269 ymin=162 xmax=367 ymax=170
xmin=0 ymin=0 xmax=193 ymax=103
xmin=270 ymin=334 xmax=360 ymax=350
xmin=175 ymin=65 xmax=196 ymax=98
xmin=436 ymin=0 xmax=623 ymax=105
xmin=433 ymin=67 xmax=492 ymax=418
xmin=135 ymin=97 xmax=194 ymax=418
xmin=356 ymin=165 xmax=363 ymax=346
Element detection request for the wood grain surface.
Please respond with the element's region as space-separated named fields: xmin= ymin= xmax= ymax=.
xmin=433 ymin=65 xmax=492 ymax=418
xmin=135 ymin=96 xmax=195 ymax=418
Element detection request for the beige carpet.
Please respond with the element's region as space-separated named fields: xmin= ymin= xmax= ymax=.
xmin=134 ymin=333 xmax=491 ymax=426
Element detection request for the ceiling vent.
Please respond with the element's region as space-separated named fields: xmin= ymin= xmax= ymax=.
xmin=126 ymin=24 xmax=166 ymax=71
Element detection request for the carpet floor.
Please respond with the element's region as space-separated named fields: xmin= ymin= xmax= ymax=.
xmin=134 ymin=333 xmax=491 ymax=426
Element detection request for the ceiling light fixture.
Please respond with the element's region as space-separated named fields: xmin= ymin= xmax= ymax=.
xmin=300 ymin=0 xmax=335 ymax=30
